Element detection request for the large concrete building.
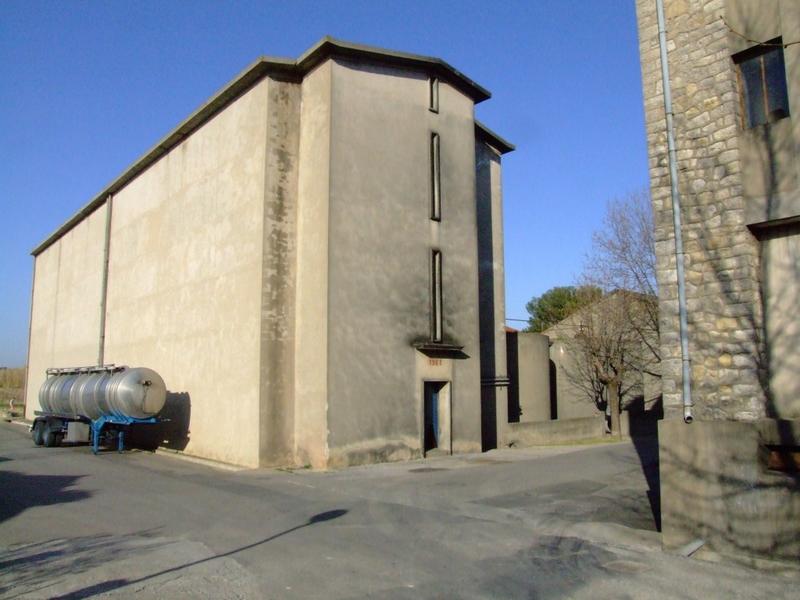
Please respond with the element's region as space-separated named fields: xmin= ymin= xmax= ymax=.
xmin=24 ymin=38 xmax=513 ymax=469
xmin=636 ymin=0 xmax=799 ymax=563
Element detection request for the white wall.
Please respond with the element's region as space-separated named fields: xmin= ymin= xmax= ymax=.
xmin=102 ymin=79 xmax=270 ymax=466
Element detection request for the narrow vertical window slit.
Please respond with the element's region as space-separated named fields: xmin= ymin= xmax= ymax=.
xmin=431 ymin=133 xmax=441 ymax=221
xmin=431 ymin=250 xmax=442 ymax=342
xmin=429 ymin=77 xmax=439 ymax=113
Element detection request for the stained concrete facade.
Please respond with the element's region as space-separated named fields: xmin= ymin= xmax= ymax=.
xmin=636 ymin=0 xmax=800 ymax=563
xmin=24 ymin=38 xmax=513 ymax=469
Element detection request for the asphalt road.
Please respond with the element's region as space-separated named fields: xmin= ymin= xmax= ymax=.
xmin=0 ymin=421 xmax=796 ymax=599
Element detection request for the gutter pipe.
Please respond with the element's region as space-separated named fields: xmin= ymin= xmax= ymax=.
xmin=656 ymin=0 xmax=694 ymax=423
xmin=98 ymin=194 xmax=113 ymax=366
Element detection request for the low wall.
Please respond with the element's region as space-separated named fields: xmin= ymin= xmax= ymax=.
xmin=505 ymin=416 xmax=606 ymax=447
xmin=659 ymin=418 xmax=800 ymax=565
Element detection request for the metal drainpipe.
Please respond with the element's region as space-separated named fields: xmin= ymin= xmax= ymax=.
xmin=656 ymin=0 xmax=694 ymax=423
xmin=97 ymin=194 xmax=113 ymax=366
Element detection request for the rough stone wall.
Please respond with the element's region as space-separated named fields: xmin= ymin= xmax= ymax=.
xmin=636 ymin=0 xmax=767 ymax=420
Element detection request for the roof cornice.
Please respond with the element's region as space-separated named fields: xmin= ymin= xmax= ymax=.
xmin=32 ymin=37 xmax=496 ymax=256
xmin=298 ymin=37 xmax=491 ymax=102
xmin=475 ymin=120 xmax=515 ymax=154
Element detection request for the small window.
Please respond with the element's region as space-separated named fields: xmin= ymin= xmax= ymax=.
xmin=429 ymin=77 xmax=439 ymax=113
xmin=735 ymin=39 xmax=790 ymax=128
xmin=431 ymin=250 xmax=442 ymax=342
xmin=430 ymin=133 xmax=441 ymax=220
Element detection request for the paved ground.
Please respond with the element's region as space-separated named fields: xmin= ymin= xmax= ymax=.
xmin=0 ymin=421 xmax=797 ymax=599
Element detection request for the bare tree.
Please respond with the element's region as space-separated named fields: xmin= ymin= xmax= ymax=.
xmin=582 ymin=189 xmax=660 ymax=362
xmin=589 ymin=190 xmax=657 ymax=294
xmin=557 ymin=190 xmax=660 ymax=436
xmin=563 ymin=291 xmax=658 ymax=436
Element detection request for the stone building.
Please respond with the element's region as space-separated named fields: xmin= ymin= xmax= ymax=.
xmin=24 ymin=37 xmax=513 ymax=469
xmin=636 ymin=0 xmax=799 ymax=563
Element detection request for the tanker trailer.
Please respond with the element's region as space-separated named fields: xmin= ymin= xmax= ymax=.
xmin=31 ymin=365 xmax=167 ymax=453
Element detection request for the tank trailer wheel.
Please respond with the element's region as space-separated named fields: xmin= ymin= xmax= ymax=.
xmin=31 ymin=421 xmax=45 ymax=446
xmin=43 ymin=423 xmax=60 ymax=448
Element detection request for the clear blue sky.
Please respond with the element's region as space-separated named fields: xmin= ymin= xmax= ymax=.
xmin=0 ymin=0 xmax=648 ymax=367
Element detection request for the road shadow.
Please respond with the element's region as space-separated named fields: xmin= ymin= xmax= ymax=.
xmin=51 ymin=509 xmax=347 ymax=599
xmin=0 ymin=530 xmax=164 ymax=598
xmin=0 ymin=470 xmax=89 ymax=524
xmin=127 ymin=391 xmax=191 ymax=452
xmin=477 ymin=535 xmax=617 ymax=599
xmin=627 ymin=396 xmax=663 ymax=531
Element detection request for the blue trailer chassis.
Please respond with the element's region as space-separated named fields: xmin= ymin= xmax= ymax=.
xmin=32 ymin=411 xmax=162 ymax=453
xmin=90 ymin=415 xmax=160 ymax=454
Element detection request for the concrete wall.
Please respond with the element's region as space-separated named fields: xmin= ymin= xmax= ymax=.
xmin=659 ymin=418 xmax=800 ymax=564
xmin=323 ymin=59 xmax=483 ymax=466
xmin=506 ymin=416 xmax=605 ymax=447
xmin=25 ymin=207 xmax=107 ymax=418
xmin=547 ymin=337 xmax=600 ymax=421
xmin=259 ymin=78 xmax=301 ymax=466
xmin=103 ymin=79 xmax=270 ymax=467
xmin=476 ymin=140 xmax=509 ymax=448
xmin=294 ymin=62 xmax=332 ymax=469
xmin=508 ymin=332 xmax=551 ymax=423
xmin=761 ymin=224 xmax=800 ymax=417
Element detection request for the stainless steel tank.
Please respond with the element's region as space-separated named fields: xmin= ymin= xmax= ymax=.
xmin=38 ymin=366 xmax=167 ymax=420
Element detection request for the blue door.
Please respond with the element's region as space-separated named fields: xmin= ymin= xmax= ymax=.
xmin=424 ymin=382 xmax=443 ymax=452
